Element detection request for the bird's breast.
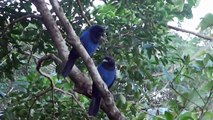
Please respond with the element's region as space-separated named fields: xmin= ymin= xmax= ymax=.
xmin=98 ymin=67 xmax=116 ymax=87
xmin=83 ymin=39 xmax=99 ymax=56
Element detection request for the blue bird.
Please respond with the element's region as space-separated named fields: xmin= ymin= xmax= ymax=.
xmin=88 ymin=57 xmax=117 ymax=116
xmin=62 ymin=25 xmax=105 ymax=77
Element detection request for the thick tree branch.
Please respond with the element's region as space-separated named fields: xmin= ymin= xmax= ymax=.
xmin=32 ymin=0 xmax=92 ymax=97
xmin=167 ymin=25 xmax=213 ymax=41
xmin=49 ymin=0 xmax=126 ymax=119
xmin=31 ymin=2 xmax=69 ymax=61
xmin=32 ymin=0 xmax=126 ymax=119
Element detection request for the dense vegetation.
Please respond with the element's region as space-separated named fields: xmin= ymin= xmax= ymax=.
xmin=0 ymin=0 xmax=213 ymax=119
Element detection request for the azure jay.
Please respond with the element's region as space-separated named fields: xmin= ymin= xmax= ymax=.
xmin=88 ymin=57 xmax=117 ymax=116
xmin=62 ymin=25 xmax=105 ymax=77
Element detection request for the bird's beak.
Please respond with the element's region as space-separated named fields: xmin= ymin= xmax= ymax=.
xmin=103 ymin=59 xmax=108 ymax=62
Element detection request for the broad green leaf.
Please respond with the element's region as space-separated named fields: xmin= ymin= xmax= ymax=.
xmin=118 ymin=94 xmax=126 ymax=104
xmin=197 ymin=13 xmax=213 ymax=31
xmin=165 ymin=111 xmax=174 ymax=120
xmin=202 ymin=112 xmax=213 ymax=120
xmin=175 ymin=0 xmax=185 ymax=12
xmin=178 ymin=112 xmax=194 ymax=120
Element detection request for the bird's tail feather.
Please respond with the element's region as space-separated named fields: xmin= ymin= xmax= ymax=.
xmin=88 ymin=97 xmax=101 ymax=116
xmin=61 ymin=58 xmax=76 ymax=77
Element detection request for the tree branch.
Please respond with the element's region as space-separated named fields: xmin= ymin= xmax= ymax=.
xmin=170 ymin=83 xmax=202 ymax=109
xmin=49 ymin=0 xmax=126 ymax=119
xmin=32 ymin=0 xmax=126 ymax=119
xmin=167 ymin=25 xmax=213 ymax=41
xmin=198 ymin=86 xmax=213 ymax=120
xmin=36 ymin=54 xmax=56 ymax=119
xmin=32 ymin=0 xmax=92 ymax=98
xmin=76 ymin=0 xmax=91 ymax=26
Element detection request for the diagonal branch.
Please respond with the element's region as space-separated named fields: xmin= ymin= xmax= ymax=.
xmin=76 ymin=0 xmax=91 ymax=26
xmin=167 ymin=25 xmax=213 ymax=41
xmin=198 ymin=86 xmax=213 ymax=120
xmin=170 ymin=83 xmax=202 ymax=109
xmin=49 ymin=0 xmax=126 ymax=119
xmin=32 ymin=0 xmax=92 ymax=98
xmin=32 ymin=0 xmax=126 ymax=119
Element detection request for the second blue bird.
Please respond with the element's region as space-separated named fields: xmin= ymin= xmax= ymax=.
xmin=62 ymin=25 xmax=105 ymax=77
xmin=88 ymin=57 xmax=117 ymax=116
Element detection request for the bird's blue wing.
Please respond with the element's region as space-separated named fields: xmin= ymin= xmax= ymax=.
xmin=98 ymin=64 xmax=116 ymax=88
xmin=108 ymin=74 xmax=116 ymax=89
xmin=61 ymin=48 xmax=79 ymax=77
xmin=80 ymin=30 xmax=99 ymax=56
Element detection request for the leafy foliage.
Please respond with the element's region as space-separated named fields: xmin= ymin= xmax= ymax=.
xmin=1 ymin=0 xmax=213 ymax=120
xmin=197 ymin=13 xmax=213 ymax=32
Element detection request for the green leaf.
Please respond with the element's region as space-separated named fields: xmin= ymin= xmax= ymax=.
xmin=26 ymin=23 xmax=37 ymax=29
xmin=188 ymin=0 xmax=197 ymax=7
xmin=201 ymin=81 xmax=213 ymax=92
xmin=137 ymin=112 xmax=146 ymax=120
xmin=202 ymin=112 xmax=213 ymax=120
xmin=178 ymin=112 xmax=194 ymax=120
xmin=118 ymin=94 xmax=126 ymax=104
xmin=197 ymin=13 xmax=213 ymax=31
xmin=175 ymin=0 xmax=185 ymax=12
xmin=165 ymin=111 xmax=174 ymax=120
xmin=183 ymin=55 xmax=190 ymax=65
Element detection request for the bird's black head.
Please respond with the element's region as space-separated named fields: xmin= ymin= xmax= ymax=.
xmin=102 ymin=57 xmax=116 ymax=71
xmin=90 ymin=25 xmax=105 ymax=43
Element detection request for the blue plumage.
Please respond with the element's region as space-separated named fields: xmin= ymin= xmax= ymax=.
xmin=62 ymin=25 xmax=105 ymax=77
xmin=88 ymin=57 xmax=117 ymax=116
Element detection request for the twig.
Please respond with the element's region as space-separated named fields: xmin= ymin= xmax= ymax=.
xmin=25 ymin=48 xmax=33 ymax=75
xmin=193 ymin=87 xmax=206 ymax=105
xmin=198 ymin=86 xmax=213 ymax=120
xmin=171 ymin=65 xmax=185 ymax=84
xmin=36 ymin=54 xmax=59 ymax=119
xmin=76 ymin=0 xmax=91 ymax=26
xmin=170 ymin=83 xmax=202 ymax=109
xmin=1 ymin=14 xmax=41 ymax=38
xmin=167 ymin=25 xmax=213 ymax=41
